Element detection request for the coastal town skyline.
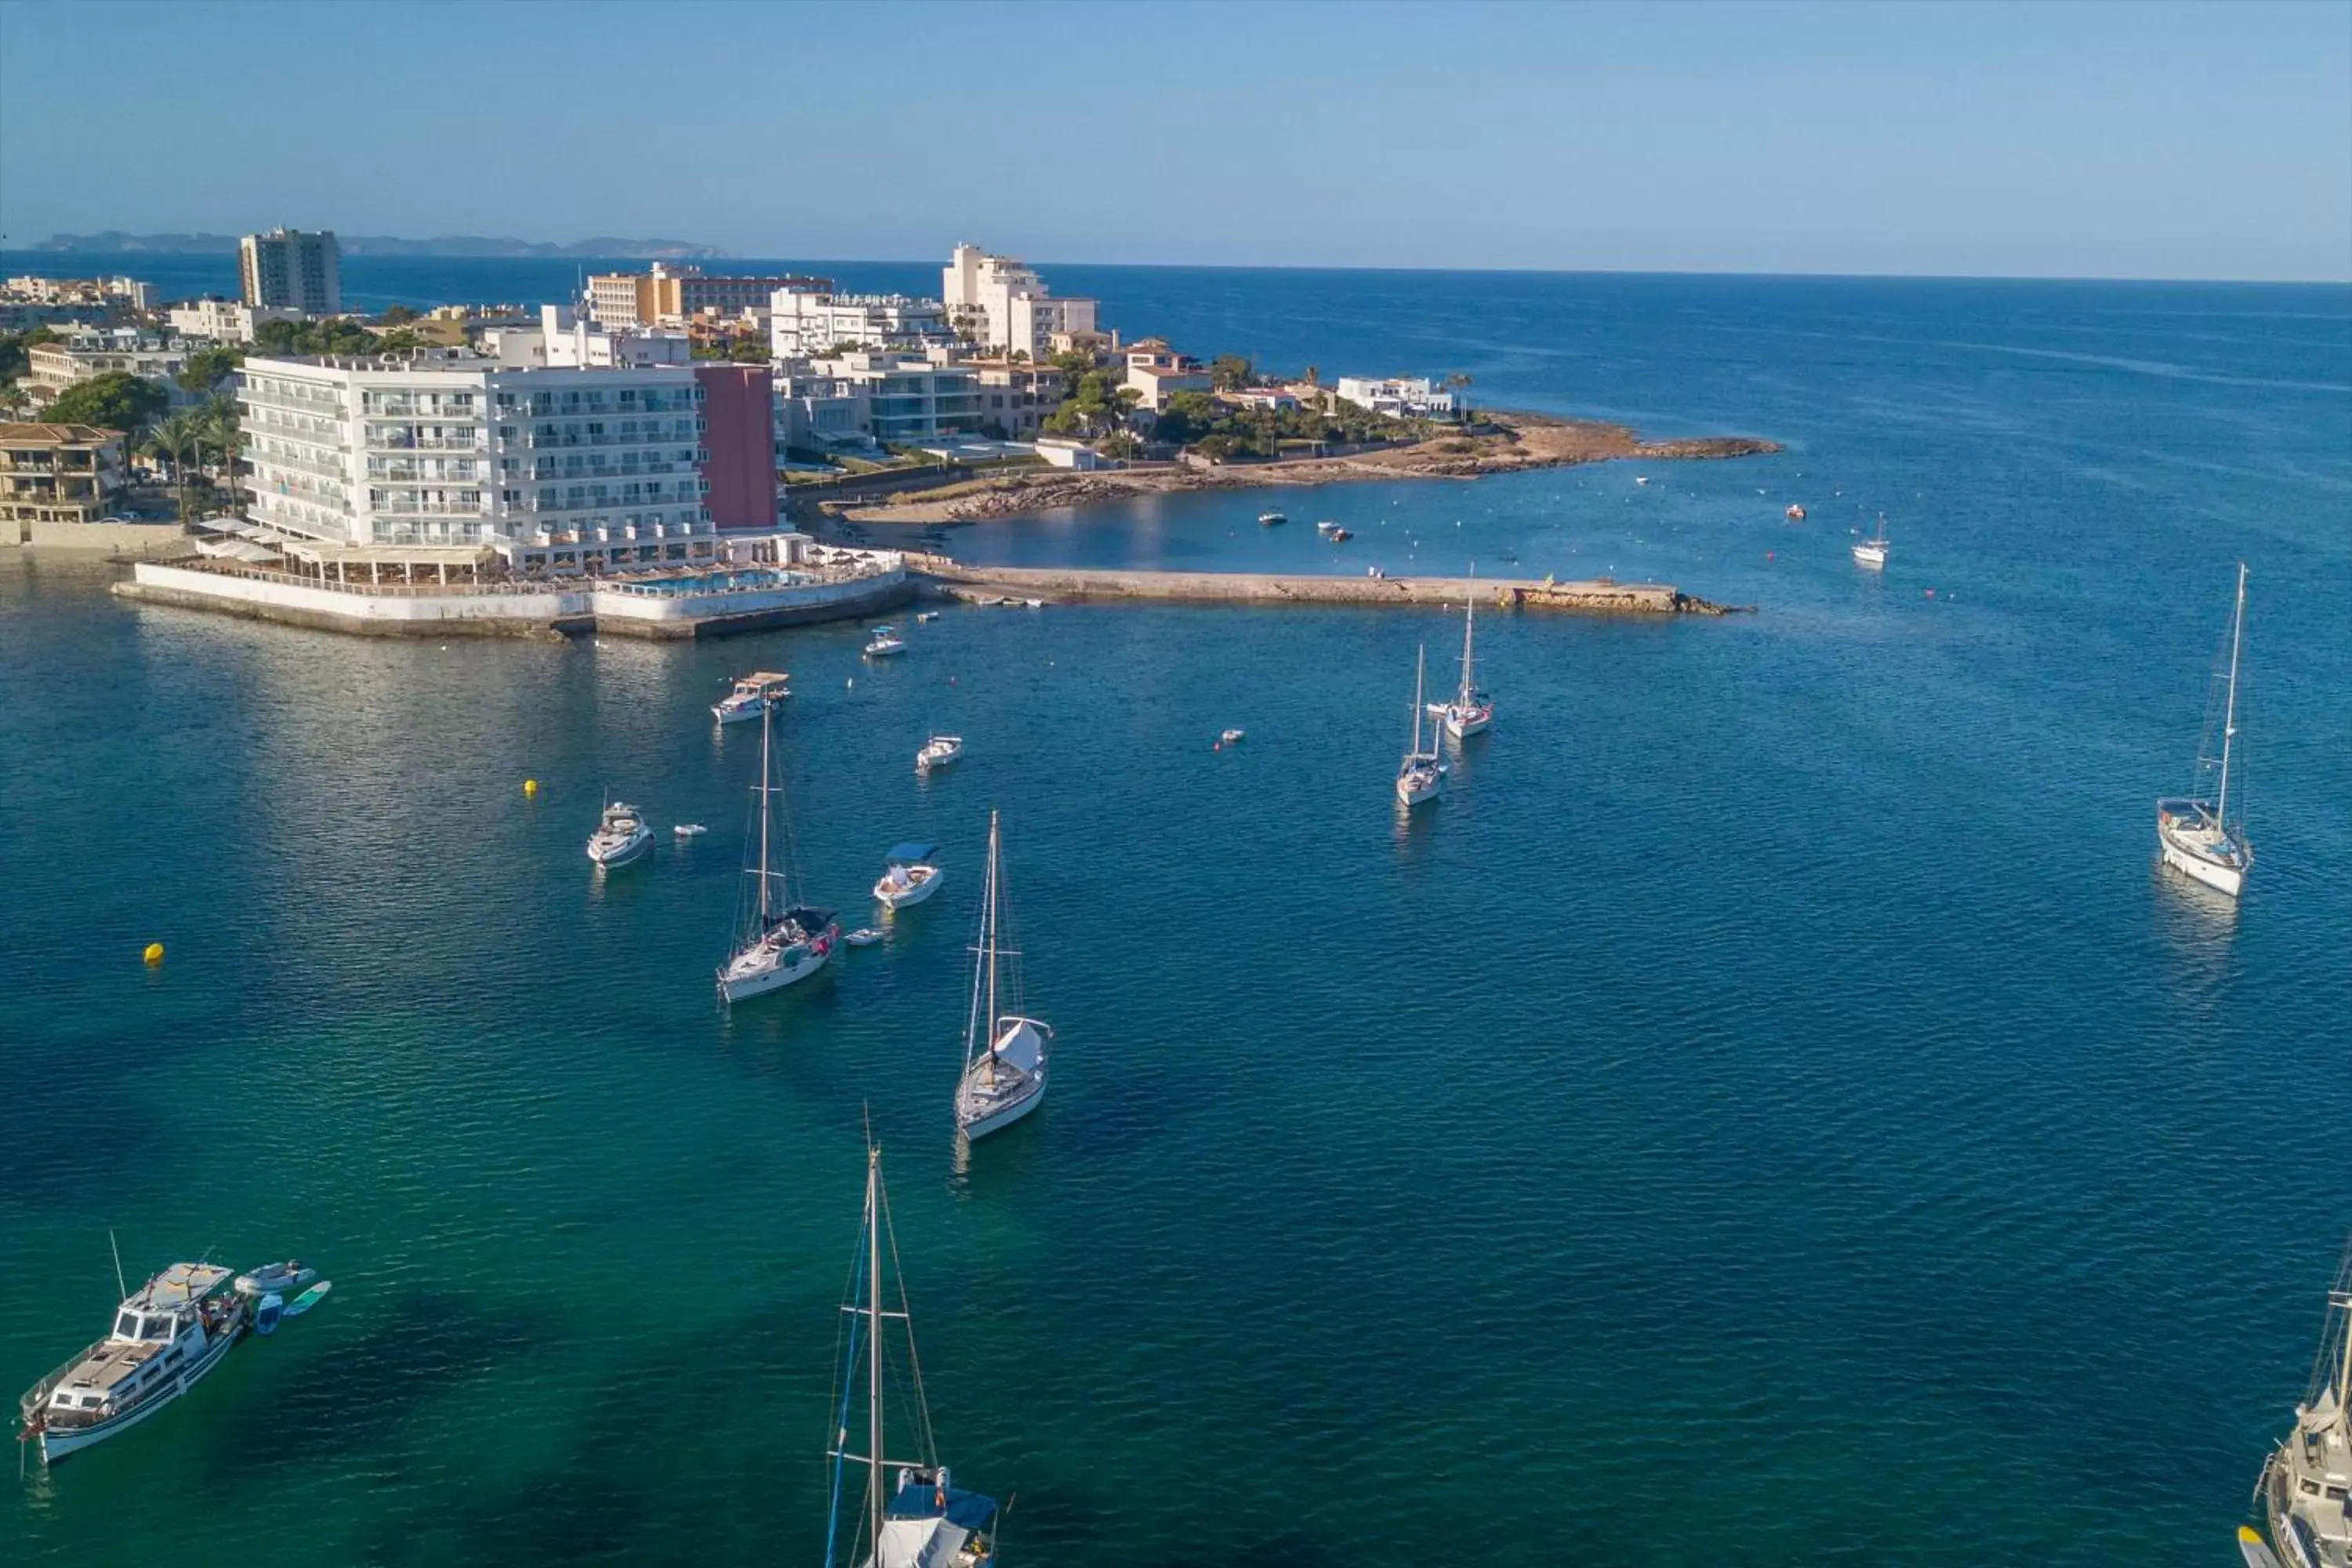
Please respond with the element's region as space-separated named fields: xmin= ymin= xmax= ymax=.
xmin=2 ymin=0 xmax=2346 ymax=283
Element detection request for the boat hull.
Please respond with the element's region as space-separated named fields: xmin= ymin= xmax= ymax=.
xmin=34 ymin=1327 xmax=241 ymax=1464
xmin=2157 ymin=811 xmax=2248 ymax=898
xmin=957 ymin=1074 xmax=1045 ymax=1141
xmin=587 ymin=830 xmax=652 ymax=866
xmin=1852 ymin=545 xmax=1887 ymax=568
xmin=717 ymin=936 xmax=834 ymax=1003
xmin=875 ymin=871 xmax=942 ymax=909
xmin=712 ymin=700 xmax=771 ymax=724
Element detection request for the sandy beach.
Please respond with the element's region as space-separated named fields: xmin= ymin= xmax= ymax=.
xmin=827 ymin=412 xmax=1779 ymax=524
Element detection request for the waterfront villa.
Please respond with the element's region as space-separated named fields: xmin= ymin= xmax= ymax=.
xmin=0 ymin=423 xmax=129 ymax=542
xmin=1334 ymin=376 xmax=1461 ymax=419
xmin=1123 ymin=339 xmax=1213 ymax=411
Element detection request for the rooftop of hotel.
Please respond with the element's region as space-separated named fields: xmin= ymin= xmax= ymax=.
xmin=0 ymin=421 xmax=125 ymax=445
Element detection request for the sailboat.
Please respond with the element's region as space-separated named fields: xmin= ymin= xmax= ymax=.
xmin=1395 ymin=645 xmax=1446 ymax=807
xmin=953 ymin=811 xmax=1051 ymax=1142
xmin=1852 ymin=514 xmax=1889 ymax=568
xmin=2157 ymin=562 xmax=2253 ymax=898
xmin=2245 ymin=1242 xmax=2351 ymax=1568
xmin=825 ymin=1144 xmax=1001 ymax=1568
xmin=1428 ymin=569 xmax=1493 ymax=740
xmin=716 ymin=682 xmax=837 ymax=1003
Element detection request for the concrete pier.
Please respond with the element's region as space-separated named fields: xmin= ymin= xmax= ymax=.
xmin=909 ymin=558 xmax=1740 ymax=616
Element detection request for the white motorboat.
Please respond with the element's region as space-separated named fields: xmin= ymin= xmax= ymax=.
xmin=713 ymin=670 xmax=789 ymax=724
xmin=826 ymin=1145 xmax=1003 ymax=1568
xmin=2245 ymin=1243 xmax=2350 ymax=1568
xmin=18 ymin=1261 xmax=250 ymax=1464
xmin=2158 ymin=562 xmax=2253 ymax=898
xmin=717 ymin=696 xmax=837 ymax=1003
xmin=916 ymin=610 xmax=941 ymax=623
xmin=1316 ymin=520 xmax=1341 ymax=535
xmin=1396 ymin=645 xmax=1446 ymax=808
xmin=1259 ymin=510 xmax=1287 ymax=526
xmin=1634 ymin=474 xmax=1651 ymax=486
xmin=1786 ymin=504 xmax=1806 ymax=521
xmin=1852 ymin=514 xmax=1889 ymax=568
xmin=864 ymin=625 xmax=907 ymax=658
xmin=586 ymin=801 xmax=652 ymax=866
xmin=916 ymin=734 xmax=964 ymax=772
xmin=844 ymin=927 xmax=884 ymax=947
xmin=673 ymin=823 xmax=708 ymax=837
xmin=874 ymin=841 xmax=944 ymax=910
xmin=1221 ymin=728 xmax=1246 ymax=745
xmin=1428 ymin=567 xmax=1494 ymax=740
xmin=955 ymin=811 xmax=1051 ymax=1142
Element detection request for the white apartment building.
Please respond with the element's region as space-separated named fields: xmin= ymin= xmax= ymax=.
xmin=768 ymin=290 xmax=951 ymax=358
xmin=480 ymin=306 xmax=693 ymax=370
xmin=942 ymin=245 xmax=1099 ymax=359
xmin=240 ymin=229 xmax=342 ymax=315
xmin=1334 ymin=376 xmax=1461 ymax=419
xmin=5 ymin=274 xmax=157 ymax=312
xmin=774 ymin=353 xmax=978 ymax=448
xmin=26 ymin=332 xmax=202 ymax=409
xmin=239 ymin=348 xmax=717 ymax=568
xmin=168 ymin=298 xmax=305 ymax=343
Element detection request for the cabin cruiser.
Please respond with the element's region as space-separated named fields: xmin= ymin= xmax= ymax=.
xmin=916 ymin=735 xmax=963 ymax=772
xmin=874 ymin=843 xmax=944 ymax=910
xmin=865 ymin=626 xmax=908 ymax=658
xmin=586 ymin=801 xmax=652 ymax=866
xmin=713 ymin=670 xmax=790 ymax=724
xmin=19 ymin=1262 xmax=249 ymax=1463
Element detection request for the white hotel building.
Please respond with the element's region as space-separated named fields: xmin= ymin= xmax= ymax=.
xmin=768 ymin=289 xmax=952 ymax=358
xmin=239 ymin=348 xmax=723 ymax=572
xmin=942 ymin=245 xmax=1098 ymax=359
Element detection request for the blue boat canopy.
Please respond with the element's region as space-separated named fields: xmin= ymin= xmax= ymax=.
xmin=885 ymin=842 xmax=938 ymax=864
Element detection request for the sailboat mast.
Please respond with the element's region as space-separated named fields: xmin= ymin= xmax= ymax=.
xmin=984 ymin=812 xmax=1000 ymax=1083
xmin=866 ymin=1145 xmax=884 ymax=1564
xmin=2216 ymin=562 xmax=2245 ymax=828
xmin=757 ymin=699 xmax=774 ymax=922
xmin=1410 ymin=645 xmax=1426 ymax=753
xmin=1460 ymin=571 xmax=1476 ymax=702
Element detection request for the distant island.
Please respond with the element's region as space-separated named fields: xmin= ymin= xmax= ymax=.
xmin=25 ymin=232 xmax=728 ymax=260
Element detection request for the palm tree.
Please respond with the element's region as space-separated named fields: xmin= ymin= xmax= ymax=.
xmin=143 ymin=412 xmax=203 ymax=522
xmin=197 ymin=393 xmax=241 ymax=485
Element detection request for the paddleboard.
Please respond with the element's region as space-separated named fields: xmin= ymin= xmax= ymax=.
xmin=283 ymin=1281 xmax=333 ymax=1318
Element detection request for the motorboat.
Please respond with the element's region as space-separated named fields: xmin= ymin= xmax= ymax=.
xmin=1327 ymin=527 xmax=1353 ymax=543
xmin=1221 ymin=728 xmax=1246 ymax=745
xmin=2158 ymin=562 xmax=2253 ymax=898
xmin=717 ymin=697 xmax=837 ymax=1003
xmin=844 ymin=927 xmax=885 ymax=947
xmin=586 ymin=801 xmax=652 ymax=866
xmin=917 ymin=735 xmax=964 ymax=771
xmin=825 ymin=1145 xmax=1003 ymax=1568
xmin=2245 ymin=1243 xmax=2350 ymax=1568
xmin=1259 ymin=510 xmax=1287 ymax=526
xmin=1852 ymin=514 xmax=1889 ymax=568
xmin=233 ymin=1261 xmax=315 ymax=1299
xmin=1634 ymin=475 xmax=1651 ymax=486
xmin=955 ymin=812 xmax=1050 ymax=1142
xmin=673 ymin=823 xmax=708 ymax=837
xmin=1786 ymin=504 xmax=1806 ymax=521
xmin=874 ymin=842 xmax=944 ymax=910
xmin=18 ymin=1261 xmax=250 ymax=1464
xmin=1316 ymin=520 xmax=1341 ymax=535
xmin=1429 ymin=566 xmax=1494 ymax=740
xmin=1396 ymin=645 xmax=1446 ymax=808
xmin=713 ymin=670 xmax=789 ymax=724
xmin=864 ymin=625 xmax=908 ymax=658
xmin=916 ymin=610 xmax=941 ymax=623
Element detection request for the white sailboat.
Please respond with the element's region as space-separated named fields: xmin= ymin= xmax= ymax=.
xmin=916 ymin=735 xmax=963 ymax=772
xmin=1852 ymin=514 xmax=1889 ymax=568
xmin=2157 ymin=562 xmax=2253 ymax=898
xmin=2248 ymin=1243 xmax=2351 ymax=1568
xmin=1428 ymin=569 xmax=1493 ymax=740
xmin=1396 ymin=645 xmax=1446 ymax=807
xmin=954 ymin=811 xmax=1051 ymax=1142
xmin=716 ymin=691 xmax=837 ymax=1003
xmin=824 ymin=1144 xmax=1001 ymax=1568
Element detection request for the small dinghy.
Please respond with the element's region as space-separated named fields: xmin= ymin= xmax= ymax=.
xmin=844 ymin=928 xmax=884 ymax=947
xmin=673 ymin=823 xmax=708 ymax=837
xmin=234 ymin=1261 xmax=317 ymax=1299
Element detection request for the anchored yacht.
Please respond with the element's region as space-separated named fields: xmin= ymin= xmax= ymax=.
xmin=874 ymin=842 xmax=944 ymax=910
xmin=18 ymin=1261 xmax=249 ymax=1463
xmin=1396 ymin=645 xmax=1446 ymax=807
xmin=1429 ymin=570 xmax=1493 ymax=740
xmin=717 ymin=693 xmax=836 ymax=1003
xmin=2158 ymin=562 xmax=2253 ymax=898
xmin=1852 ymin=515 xmax=1889 ymax=568
xmin=586 ymin=801 xmax=652 ymax=866
xmin=713 ymin=670 xmax=789 ymax=724
xmin=2246 ymin=1245 xmax=2352 ymax=1568
xmin=954 ymin=811 xmax=1051 ymax=1142
xmin=916 ymin=735 xmax=963 ymax=772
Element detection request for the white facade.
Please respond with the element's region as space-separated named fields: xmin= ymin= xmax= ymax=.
xmin=1335 ymin=376 xmax=1461 ymax=419
xmin=238 ymin=349 xmax=713 ymax=562
xmin=774 ymin=353 xmax=979 ymax=448
xmin=26 ymin=332 xmax=201 ymax=408
xmin=942 ymin=245 xmax=1098 ymax=358
xmin=769 ymin=290 xmax=951 ymax=358
xmin=5 ymin=274 xmax=155 ymax=312
xmin=239 ymin=229 xmax=341 ymax=315
xmin=168 ymin=299 xmax=303 ymax=343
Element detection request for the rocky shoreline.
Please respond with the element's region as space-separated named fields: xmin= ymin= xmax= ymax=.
xmin=831 ymin=412 xmax=1779 ymax=525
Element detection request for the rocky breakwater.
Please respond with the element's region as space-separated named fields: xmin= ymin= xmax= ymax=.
xmin=912 ymin=559 xmax=1748 ymax=618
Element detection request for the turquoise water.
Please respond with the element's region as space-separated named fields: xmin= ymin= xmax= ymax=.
xmin=5 ymin=271 xmax=2350 ymax=1564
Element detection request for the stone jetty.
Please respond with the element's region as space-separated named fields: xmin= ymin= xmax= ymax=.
xmin=909 ymin=557 xmax=1744 ymax=616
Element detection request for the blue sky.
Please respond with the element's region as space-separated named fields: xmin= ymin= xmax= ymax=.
xmin=2 ymin=0 xmax=2346 ymax=281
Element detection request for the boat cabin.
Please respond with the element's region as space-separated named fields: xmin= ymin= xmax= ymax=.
xmin=32 ymin=1264 xmax=234 ymax=1428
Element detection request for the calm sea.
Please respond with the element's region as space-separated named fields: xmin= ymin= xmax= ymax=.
xmin=2 ymin=260 xmax=2348 ymax=1566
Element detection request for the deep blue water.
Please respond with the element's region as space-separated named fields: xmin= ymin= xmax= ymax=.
xmin=2 ymin=264 xmax=2349 ymax=1564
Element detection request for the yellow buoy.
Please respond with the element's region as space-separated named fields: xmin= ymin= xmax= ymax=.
xmin=143 ymin=942 xmax=165 ymax=965
xmin=523 ymin=779 xmax=539 ymax=796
